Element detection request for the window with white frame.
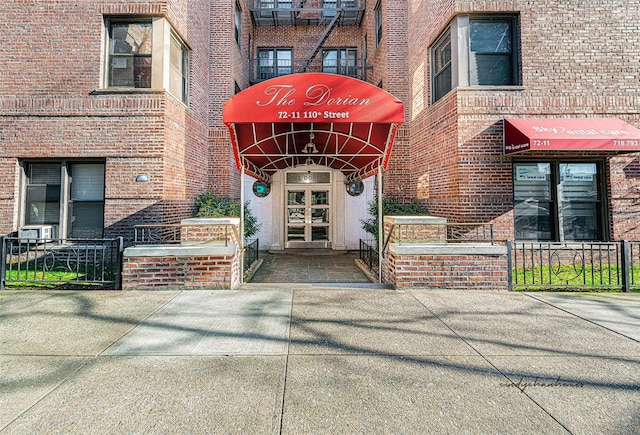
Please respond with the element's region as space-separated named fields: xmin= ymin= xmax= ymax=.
xmin=23 ymin=162 xmax=106 ymax=239
xmin=430 ymin=15 xmax=519 ymax=103
xmin=105 ymin=18 xmax=190 ymax=104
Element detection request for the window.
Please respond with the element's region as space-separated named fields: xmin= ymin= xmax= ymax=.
xmin=323 ymin=0 xmax=337 ymax=17
xmin=107 ymin=21 xmax=152 ymax=88
xmin=257 ymin=48 xmax=293 ymax=80
xmin=322 ymin=48 xmax=358 ymax=77
xmin=374 ymin=1 xmax=382 ymax=47
xmin=235 ymin=0 xmax=242 ymax=45
xmin=169 ymin=34 xmax=189 ymax=103
xmin=469 ymin=18 xmax=516 ymax=86
xmin=431 ymin=15 xmax=519 ymax=103
xmin=68 ymin=164 xmax=106 ymax=238
xmin=25 ymin=164 xmax=62 ymax=231
xmin=432 ymin=31 xmax=452 ymax=102
xmin=23 ymin=162 xmax=106 ymax=239
xmin=259 ymin=0 xmax=292 ymax=8
xmin=513 ymin=162 xmax=604 ymax=241
xmin=105 ymin=18 xmax=190 ymax=104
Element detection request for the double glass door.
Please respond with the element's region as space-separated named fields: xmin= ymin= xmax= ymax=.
xmin=286 ymin=187 xmax=330 ymax=248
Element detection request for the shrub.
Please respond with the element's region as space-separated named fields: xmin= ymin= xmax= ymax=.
xmin=360 ymin=194 xmax=428 ymax=241
xmin=195 ymin=192 xmax=261 ymax=240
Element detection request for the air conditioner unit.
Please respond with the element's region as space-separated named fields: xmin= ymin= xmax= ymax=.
xmin=18 ymin=225 xmax=54 ymax=241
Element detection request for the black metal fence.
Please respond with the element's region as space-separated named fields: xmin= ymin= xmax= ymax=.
xmin=244 ymin=238 xmax=260 ymax=275
xmin=133 ymin=223 xmax=239 ymax=246
xmin=507 ymin=241 xmax=639 ymax=292
xmin=359 ymin=239 xmax=379 ymax=276
xmin=1 ymin=236 xmax=124 ymax=290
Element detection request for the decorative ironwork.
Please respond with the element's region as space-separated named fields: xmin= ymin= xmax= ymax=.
xmin=134 ymin=224 xmax=240 ymax=247
xmin=1 ymin=237 xmax=123 ymax=289
xmin=382 ymin=222 xmax=494 ymax=257
xmin=359 ymin=239 xmax=379 ymax=276
xmin=508 ymin=241 xmax=627 ymax=291
xmin=243 ymin=238 xmax=260 ymax=275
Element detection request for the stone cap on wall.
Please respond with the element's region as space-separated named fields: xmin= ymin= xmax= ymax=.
xmin=124 ymin=245 xmax=237 ymax=257
xmin=389 ymin=243 xmax=507 ymax=256
xmin=384 ymin=216 xmax=447 ymax=225
xmin=181 ymin=217 xmax=241 ymax=225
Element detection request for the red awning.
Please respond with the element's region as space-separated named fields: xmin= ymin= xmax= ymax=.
xmin=223 ymin=73 xmax=404 ymax=183
xmin=504 ymin=118 xmax=640 ymax=154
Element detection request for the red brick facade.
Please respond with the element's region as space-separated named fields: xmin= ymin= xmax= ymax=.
xmin=1 ymin=0 xmax=640 ymax=245
xmin=383 ymin=250 xmax=509 ymax=290
xmin=122 ymin=252 xmax=239 ymax=290
xmin=407 ymin=1 xmax=640 ymax=241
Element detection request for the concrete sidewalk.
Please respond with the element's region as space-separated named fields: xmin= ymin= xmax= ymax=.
xmin=1 ymin=288 xmax=638 ymax=434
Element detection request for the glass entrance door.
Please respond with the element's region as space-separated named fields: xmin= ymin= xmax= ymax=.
xmin=286 ymin=187 xmax=331 ymax=248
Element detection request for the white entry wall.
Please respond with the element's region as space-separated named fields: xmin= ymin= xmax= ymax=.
xmin=243 ymin=166 xmax=374 ymax=251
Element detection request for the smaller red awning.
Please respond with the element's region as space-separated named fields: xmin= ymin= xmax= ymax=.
xmin=504 ymin=118 xmax=640 ymax=154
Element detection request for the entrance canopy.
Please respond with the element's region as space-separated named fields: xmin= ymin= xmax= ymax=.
xmin=504 ymin=117 xmax=640 ymax=154
xmin=223 ymin=73 xmax=404 ymax=183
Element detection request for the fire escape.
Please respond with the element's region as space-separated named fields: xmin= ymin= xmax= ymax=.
xmin=249 ymin=0 xmax=366 ymax=82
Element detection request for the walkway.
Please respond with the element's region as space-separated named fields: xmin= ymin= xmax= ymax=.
xmin=248 ymin=251 xmax=372 ymax=284
xmin=1 ymin=289 xmax=639 ymax=433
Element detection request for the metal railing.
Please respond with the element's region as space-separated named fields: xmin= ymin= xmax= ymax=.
xmin=244 ymin=238 xmax=260 ymax=275
xmin=250 ymin=0 xmax=365 ymax=26
xmin=134 ymin=223 xmax=241 ymax=247
xmin=382 ymin=222 xmax=495 ymax=256
xmin=251 ymin=58 xmax=364 ymax=82
xmin=1 ymin=236 xmax=123 ymax=289
xmin=507 ymin=241 xmax=638 ymax=292
xmin=359 ymin=239 xmax=379 ymax=276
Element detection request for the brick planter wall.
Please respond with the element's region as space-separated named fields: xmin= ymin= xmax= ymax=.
xmin=121 ymin=245 xmax=240 ymax=290
xmin=382 ymin=244 xmax=508 ymax=291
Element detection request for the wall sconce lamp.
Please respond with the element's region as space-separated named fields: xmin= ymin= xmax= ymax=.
xmin=135 ymin=174 xmax=150 ymax=182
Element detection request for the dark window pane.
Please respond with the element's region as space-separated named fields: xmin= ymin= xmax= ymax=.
xmin=311 ymin=226 xmax=329 ymax=241
xmin=470 ymin=21 xmax=511 ymax=53
xmin=26 ymin=185 xmax=61 ymax=225
xmin=559 ymin=163 xmax=600 ymax=241
xmin=434 ymin=65 xmax=452 ymax=101
xmin=109 ymin=22 xmax=152 ymax=88
xmin=514 ymin=164 xmax=552 ymax=201
xmin=134 ymin=56 xmax=152 ymax=88
xmin=515 ymin=201 xmax=553 ymax=240
xmin=434 ymin=39 xmax=451 ymax=71
xmin=69 ymin=202 xmax=104 ymax=238
xmin=560 ymin=202 xmax=599 ymax=241
xmin=514 ymin=163 xmax=553 ymax=240
xmin=25 ymin=164 xmax=61 ymax=227
xmin=470 ymin=54 xmax=512 ymax=85
xmin=109 ymin=55 xmax=135 ymax=87
xmin=111 ymin=23 xmax=152 ymax=55
xmin=432 ymin=32 xmax=452 ymax=101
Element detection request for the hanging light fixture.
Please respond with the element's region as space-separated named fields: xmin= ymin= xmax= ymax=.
xmin=303 ymin=132 xmax=319 ymax=154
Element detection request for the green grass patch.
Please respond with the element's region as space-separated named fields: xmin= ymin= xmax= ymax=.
xmin=4 ymin=260 xmax=116 ymax=289
xmin=512 ymin=263 xmax=640 ymax=292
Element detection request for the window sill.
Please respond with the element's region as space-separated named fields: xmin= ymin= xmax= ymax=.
xmin=90 ymin=88 xmax=166 ymax=95
xmin=457 ymin=85 xmax=526 ymax=92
